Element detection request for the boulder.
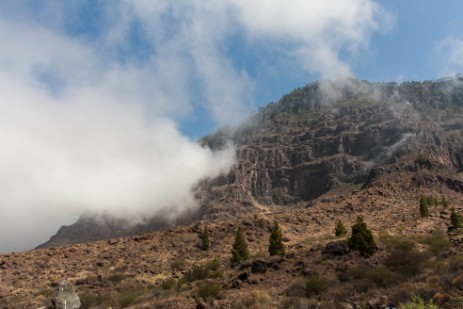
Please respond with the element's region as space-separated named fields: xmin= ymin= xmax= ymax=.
xmin=50 ymin=280 xmax=81 ymax=309
xmin=251 ymin=259 xmax=267 ymax=274
xmin=322 ymin=240 xmax=350 ymax=257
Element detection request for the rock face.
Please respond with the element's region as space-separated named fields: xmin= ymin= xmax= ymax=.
xmin=51 ymin=280 xmax=80 ymax=309
xmin=198 ymin=77 xmax=463 ymax=218
xmin=39 ymin=77 xmax=463 ymax=247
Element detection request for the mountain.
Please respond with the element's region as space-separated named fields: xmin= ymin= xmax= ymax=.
xmin=4 ymin=77 xmax=463 ymax=308
xmin=38 ymin=77 xmax=463 ymax=248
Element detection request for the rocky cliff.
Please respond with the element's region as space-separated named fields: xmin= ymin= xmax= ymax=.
xmin=38 ymin=77 xmax=463 ymax=248
xmin=197 ymin=77 xmax=463 ymax=218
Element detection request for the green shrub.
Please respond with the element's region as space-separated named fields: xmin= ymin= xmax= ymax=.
xmin=231 ymin=224 xmax=250 ymax=262
xmin=335 ymin=220 xmax=347 ymax=237
xmin=347 ymin=266 xmax=400 ymax=287
xmin=161 ymin=277 xmax=178 ymax=290
xmin=117 ymin=292 xmax=137 ymax=308
xmin=305 ymin=275 xmax=330 ymax=296
xmin=179 ymin=258 xmax=223 ymax=284
xmin=442 ymin=196 xmax=448 ymax=208
xmin=170 ymin=259 xmax=187 ymax=270
xmin=231 ymin=290 xmax=271 ymax=309
xmin=347 ymin=217 xmax=376 ymax=257
xmin=426 ymin=230 xmax=450 ymax=256
xmin=107 ymin=273 xmax=126 ymax=283
xmin=269 ymin=222 xmax=285 ymax=257
xmin=450 ymin=208 xmax=463 ymax=228
xmin=399 ymin=295 xmax=441 ymax=309
xmin=384 ymin=238 xmax=425 ymax=277
xmin=196 ymin=281 xmax=222 ymax=300
xmin=201 ymin=226 xmax=210 ymax=251
xmin=420 ymin=195 xmax=429 ymax=217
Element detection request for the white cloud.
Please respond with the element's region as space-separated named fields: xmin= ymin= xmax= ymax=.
xmin=435 ymin=36 xmax=463 ymax=76
xmin=229 ymin=0 xmax=391 ymax=78
xmin=0 ymin=1 xmax=390 ymax=252
xmin=0 ymin=15 xmax=235 ymax=252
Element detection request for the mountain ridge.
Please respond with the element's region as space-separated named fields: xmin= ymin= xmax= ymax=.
xmin=38 ymin=76 xmax=463 ymax=249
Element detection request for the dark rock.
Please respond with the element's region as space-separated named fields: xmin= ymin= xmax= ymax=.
xmin=238 ymin=261 xmax=252 ymax=270
xmin=322 ymin=240 xmax=350 ymax=257
xmin=50 ymin=280 xmax=81 ymax=309
xmin=231 ymin=280 xmax=242 ymax=289
xmin=251 ymin=259 xmax=267 ymax=274
xmin=237 ymin=272 xmax=249 ymax=281
xmin=267 ymin=255 xmax=284 ymax=265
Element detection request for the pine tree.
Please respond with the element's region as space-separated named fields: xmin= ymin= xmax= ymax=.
xmin=268 ymin=222 xmax=285 ymax=257
xmin=201 ymin=226 xmax=210 ymax=251
xmin=335 ymin=220 xmax=347 ymax=237
xmin=347 ymin=216 xmax=376 ymax=257
xmin=419 ymin=195 xmax=429 ymax=217
xmin=231 ymin=225 xmax=249 ymax=262
xmin=451 ymin=208 xmax=463 ymax=228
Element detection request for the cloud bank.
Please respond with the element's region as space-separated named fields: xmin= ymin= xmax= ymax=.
xmin=0 ymin=1 xmax=389 ymax=252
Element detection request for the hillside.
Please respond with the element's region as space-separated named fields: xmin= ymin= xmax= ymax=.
xmin=38 ymin=77 xmax=463 ymax=248
xmin=3 ymin=77 xmax=463 ymax=308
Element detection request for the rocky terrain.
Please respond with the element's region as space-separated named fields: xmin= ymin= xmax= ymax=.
xmin=39 ymin=77 xmax=463 ymax=248
xmin=3 ymin=77 xmax=463 ymax=308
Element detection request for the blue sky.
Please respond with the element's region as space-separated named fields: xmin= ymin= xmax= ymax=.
xmin=1 ymin=1 xmax=463 ymax=252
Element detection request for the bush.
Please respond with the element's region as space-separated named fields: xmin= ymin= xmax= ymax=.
xmin=201 ymin=226 xmax=210 ymax=251
xmin=426 ymin=230 xmax=450 ymax=256
xmin=420 ymin=195 xmax=429 ymax=217
xmin=170 ymin=259 xmax=187 ymax=270
xmin=347 ymin=217 xmax=376 ymax=257
xmin=441 ymin=196 xmax=448 ymax=208
xmin=196 ymin=281 xmax=222 ymax=300
xmin=347 ymin=266 xmax=400 ymax=287
xmin=231 ymin=290 xmax=271 ymax=309
xmin=399 ymin=295 xmax=441 ymax=309
xmin=231 ymin=225 xmax=250 ymax=262
xmin=305 ymin=275 xmax=330 ymax=296
xmin=384 ymin=237 xmax=425 ymax=277
xmin=269 ymin=222 xmax=285 ymax=257
xmin=450 ymin=208 xmax=463 ymax=228
xmin=335 ymin=220 xmax=347 ymax=237
xmin=161 ymin=277 xmax=177 ymax=290
xmin=179 ymin=258 xmax=223 ymax=284
xmin=107 ymin=273 xmax=126 ymax=283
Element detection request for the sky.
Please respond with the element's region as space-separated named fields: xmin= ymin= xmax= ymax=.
xmin=1 ymin=1 xmax=463 ymax=253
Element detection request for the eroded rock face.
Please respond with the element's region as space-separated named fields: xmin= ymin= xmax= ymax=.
xmin=198 ymin=79 xmax=463 ymax=218
xmin=51 ymin=280 xmax=80 ymax=309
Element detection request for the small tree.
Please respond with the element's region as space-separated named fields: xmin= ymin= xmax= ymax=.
xmin=347 ymin=216 xmax=376 ymax=257
xmin=201 ymin=226 xmax=210 ymax=251
xmin=231 ymin=225 xmax=249 ymax=262
xmin=442 ymin=196 xmax=448 ymax=208
xmin=450 ymin=208 xmax=463 ymax=228
xmin=335 ymin=220 xmax=347 ymax=237
xmin=419 ymin=195 xmax=429 ymax=217
xmin=269 ymin=222 xmax=285 ymax=257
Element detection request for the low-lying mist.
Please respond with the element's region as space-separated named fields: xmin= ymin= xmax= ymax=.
xmin=0 ymin=77 xmax=236 ymax=253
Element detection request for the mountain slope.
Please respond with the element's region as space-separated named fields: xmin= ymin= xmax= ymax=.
xmin=38 ymin=77 xmax=463 ymax=248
